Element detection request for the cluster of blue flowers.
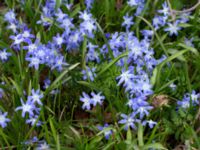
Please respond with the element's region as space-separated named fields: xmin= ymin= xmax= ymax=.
xmin=127 ymin=0 xmax=146 ymax=16
xmin=0 ymin=0 xmax=198 ymax=146
xmin=23 ymin=136 xmax=50 ymax=150
xmin=177 ymin=90 xmax=200 ymax=109
xmin=15 ymin=89 xmax=43 ymax=127
xmin=4 ymin=9 xmax=68 ymax=71
xmin=77 ymin=0 xmax=196 ymax=140
xmin=80 ymin=92 xmax=105 ymax=110
xmin=114 ymin=16 xmax=162 ymax=130
xmin=152 ymin=2 xmax=191 ymax=36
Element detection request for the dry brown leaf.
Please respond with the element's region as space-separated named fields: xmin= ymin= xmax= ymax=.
xmin=152 ymin=94 xmax=170 ymax=108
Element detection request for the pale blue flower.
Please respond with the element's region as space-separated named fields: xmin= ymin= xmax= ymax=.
xmin=122 ymin=14 xmax=134 ymax=29
xmin=0 ymin=111 xmax=10 ymax=128
xmin=164 ymin=21 xmax=181 ymax=36
xmin=15 ymin=98 xmax=38 ymax=118
xmin=28 ymin=89 xmax=43 ymax=106
xmin=97 ymin=124 xmax=113 ymax=140
xmin=91 ymin=92 xmax=105 ymax=106
xmin=118 ymin=113 xmax=139 ymax=130
xmin=80 ymin=92 xmax=93 ymax=110
xmin=0 ymin=49 xmax=12 ymax=62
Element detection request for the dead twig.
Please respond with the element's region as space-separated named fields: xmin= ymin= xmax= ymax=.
xmin=171 ymin=0 xmax=200 ymax=14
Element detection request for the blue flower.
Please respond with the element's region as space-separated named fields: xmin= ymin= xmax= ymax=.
xmin=36 ymin=141 xmax=50 ymax=150
xmin=66 ymin=30 xmax=82 ymax=50
xmin=80 ymin=92 xmax=93 ymax=110
xmin=118 ymin=113 xmax=139 ymax=130
xmin=169 ymin=83 xmax=177 ymax=91
xmin=86 ymin=42 xmax=100 ymax=63
xmin=4 ymin=9 xmax=16 ymax=23
xmin=164 ymin=21 xmax=181 ymax=36
xmin=127 ymin=96 xmax=149 ymax=110
xmin=15 ymin=98 xmax=38 ymax=118
xmin=85 ymin=0 xmax=94 ymax=10
xmin=80 ymin=15 xmax=97 ymax=38
xmin=79 ymin=11 xmax=93 ymax=21
xmin=97 ymin=124 xmax=113 ymax=140
xmin=116 ymin=70 xmax=135 ymax=87
xmin=0 ymin=88 xmax=4 ymax=99
xmin=26 ymin=115 xmax=42 ymax=127
xmin=0 ymin=49 xmax=12 ymax=62
xmin=82 ymin=67 xmax=96 ymax=81
xmin=21 ymin=27 xmax=35 ymax=43
xmin=177 ymin=90 xmax=200 ymax=108
xmin=51 ymin=56 xmax=69 ymax=71
xmin=127 ymin=0 xmax=139 ymax=7
xmin=65 ymin=3 xmax=73 ymax=10
xmin=23 ymin=136 xmax=39 ymax=145
xmin=91 ymin=92 xmax=105 ymax=106
xmin=141 ymin=30 xmax=153 ymax=40
xmin=152 ymin=16 xmax=165 ymax=30
xmin=36 ymin=15 xmax=53 ymax=27
xmin=177 ymin=99 xmax=190 ymax=109
xmin=122 ymin=14 xmax=134 ymax=30
xmin=28 ymin=89 xmax=43 ymax=106
xmin=135 ymin=105 xmax=153 ymax=119
xmin=128 ymin=40 xmax=143 ymax=60
xmin=10 ymin=34 xmax=24 ymax=49
xmin=109 ymin=32 xmax=125 ymax=50
xmin=157 ymin=2 xmax=169 ymax=16
xmin=55 ymin=9 xmax=67 ymax=22
xmin=26 ymin=56 xmax=41 ymax=70
xmin=7 ymin=21 xmax=19 ymax=33
xmin=185 ymin=37 xmax=194 ymax=47
xmin=59 ymin=16 xmax=74 ymax=29
xmin=0 ymin=111 xmax=10 ymax=128
xmin=179 ymin=12 xmax=191 ymax=24
xmin=189 ymin=90 xmax=200 ymax=105
xmin=43 ymin=78 xmax=51 ymax=89
xmin=135 ymin=4 xmax=145 ymax=16
xmin=142 ymin=120 xmax=157 ymax=128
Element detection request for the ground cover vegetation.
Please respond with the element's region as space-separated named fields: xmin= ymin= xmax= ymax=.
xmin=0 ymin=0 xmax=200 ymax=149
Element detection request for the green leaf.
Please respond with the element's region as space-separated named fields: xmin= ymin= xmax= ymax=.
xmin=97 ymin=51 xmax=128 ymax=77
xmin=136 ymin=16 xmax=168 ymax=57
xmin=95 ymin=21 xmax=114 ymax=59
xmin=179 ymin=23 xmax=192 ymax=28
xmin=69 ymin=126 xmax=81 ymax=139
xmin=70 ymin=4 xmax=81 ymax=18
xmin=45 ymin=63 xmax=79 ymax=95
xmin=77 ymin=81 xmax=99 ymax=90
xmin=49 ymin=118 xmax=59 ymax=147
xmin=138 ymin=124 xmax=144 ymax=147
xmin=168 ymin=49 xmax=186 ymax=61
xmin=155 ymin=78 xmax=178 ymax=93
xmin=102 ymin=142 xmax=116 ymax=150
xmin=127 ymin=128 xmax=132 ymax=141
xmin=90 ymin=136 xmax=103 ymax=145
xmin=43 ymin=17 xmax=54 ymax=24
xmin=9 ymin=78 xmax=23 ymax=97
xmin=0 ymin=40 xmax=10 ymax=48
xmin=142 ymin=143 xmax=167 ymax=150
xmin=55 ymin=0 xmax=62 ymax=11
xmin=0 ymin=128 xmax=10 ymax=148
xmin=178 ymin=43 xmax=199 ymax=55
xmin=81 ymin=37 xmax=87 ymax=69
xmin=150 ymin=67 xmax=158 ymax=86
xmin=153 ymin=49 xmax=189 ymax=88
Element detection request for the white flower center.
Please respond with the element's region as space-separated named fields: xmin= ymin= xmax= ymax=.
xmin=0 ymin=115 xmax=5 ymax=123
